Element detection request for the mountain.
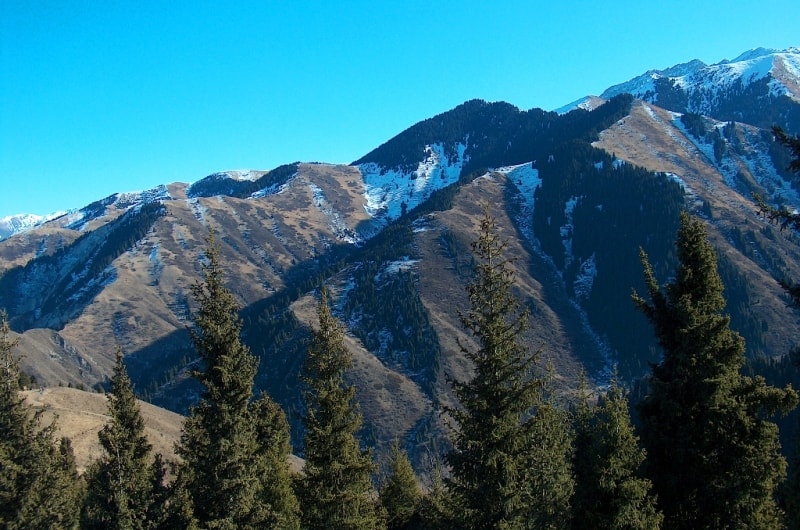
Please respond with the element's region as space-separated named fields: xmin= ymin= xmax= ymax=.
xmin=3 ymin=47 xmax=800 ymax=469
xmin=1 ymin=212 xmax=65 ymax=241
xmin=601 ymin=47 xmax=800 ymax=131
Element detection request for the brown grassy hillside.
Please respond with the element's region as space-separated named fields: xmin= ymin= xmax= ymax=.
xmin=21 ymin=387 xmax=183 ymax=474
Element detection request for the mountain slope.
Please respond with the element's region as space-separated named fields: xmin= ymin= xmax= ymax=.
xmin=601 ymin=47 xmax=800 ymax=131
xmin=3 ymin=47 xmax=800 ymax=468
xmin=20 ymin=387 xmax=183 ymax=474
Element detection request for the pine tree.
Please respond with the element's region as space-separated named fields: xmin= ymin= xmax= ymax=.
xmin=146 ymin=453 xmax=170 ymax=528
xmin=756 ymin=126 xmax=800 ymax=528
xmin=446 ymin=205 xmax=573 ymax=530
xmin=634 ymin=212 xmax=798 ymax=529
xmin=81 ymin=347 xmax=161 ymax=530
xmin=298 ymin=286 xmax=384 ymax=530
xmin=0 ymin=311 xmax=81 ymax=529
xmin=251 ymin=391 xmax=301 ymax=529
xmin=380 ymin=440 xmax=421 ymax=530
xmin=175 ymin=230 xmax=299 ymax=529
xmin=416 ymin=463 xmax=453 ymax=530
xmin=785 ymin=418 xmax=800 ymax=530
xmin=571 ymin=376 xmax=662 ymax=530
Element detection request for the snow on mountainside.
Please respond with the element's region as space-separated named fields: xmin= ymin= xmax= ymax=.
xmin=7 ymin=50 xmax=800 ymax=470
xmin=358 ymin=140 xmax=469 ymax=225
xmin=0 ymin=185 xmax=172 ymax=242
xmin=602 ymin=48 xmax=800 ymax=101
xmin=554 ymin=95 xmax=607 ymax=115
xmin=0 ymin=212 xmax=65 ymax=240
xmin=601 ymin=47 xmax=800 ymax=123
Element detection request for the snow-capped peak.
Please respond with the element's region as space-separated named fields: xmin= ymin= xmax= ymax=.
xmin=220 ymin=169 xmax=265 ymax=181
xmin=554 ymin=95 xmax=607 ymax=115
xmin=0 ymin=185 xmax=172 ymax=241
xmin=0 ymin=212 xmax=65 ymax=241
xmin=728 ymin=47 xmax=780 ymax=63
xmin=601 ymin=47 xmax=800 ymax=104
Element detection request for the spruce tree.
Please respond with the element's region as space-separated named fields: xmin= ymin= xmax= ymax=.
xmin=379 ymin=441 xmax=421 ymax=530
xmin=571 ymin=377 xmax=662 ymax=530
xmin=785 ymin=420 xmax=800 ymax=530
xmin=298 ymin=286 xmax=383 ymax=530
xmin=175 ymin=230 xmax=299 ymax=529
xmin=416 ymin=463 xmax=453 ymax=530
xmin=757 ymin=126 xmax=800 ymax=529
xmin=81 ymin=347 xmax=161 ymax=530
xmin=446 ymin=206 xmax=573 ymax=530
xmin=251 ymin=391 xmax=301 ymax=529
xmin=634 ymin=212 xmax=798 ymax=529
xmin=0 ymin=311 xmax=81 ymax=529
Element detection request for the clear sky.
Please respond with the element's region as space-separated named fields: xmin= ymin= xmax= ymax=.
xmin=1 ymin=0 xmax=798 ymax=218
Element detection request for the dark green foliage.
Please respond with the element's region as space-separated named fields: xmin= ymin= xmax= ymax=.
xmin=298 ymin=287 xmax=383 ymax=530
xmin=784 ymin=413 xmax=800 ymax=530
xmin=628 ymin=74 xmax=800 ymax=132
xmin=652 ymin=77 xmax=689 ymax=111
xmin=379 ymin=441 xmax=421 ymax=530
xmin=532 ymin=141 xmax=684 ymax=378
xmin=250 ymin=392 xmax=301 ymax=529
xmin=81 ymin=348 xmax=163 ymax=530
xmin=0 ymin=311 xmax=81 ymax=529
xmin=446 ymin=206 xmax=573 ymax=529
xmin=679 ymin=112 xmax=707 ymax=139
xmin=342 ymin=261 xmax=440 ymax=398
xmin=188 ymin=163 xmax=299 ymax=199
xmin=572 ymin=377 xmax=662 ymax=529
xmin=634 ymin=212 xmax=799 ymax=529
xmin=354 ymin=95 xmax=633 ymax=176
xmin=175 ymin=230 xmax=300 ymax=529
xmin=416 ymin=464 xmax=453 ymax=530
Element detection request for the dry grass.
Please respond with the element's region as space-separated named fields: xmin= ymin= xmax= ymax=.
xmin=20 ymin=387 xmax=305 ymax=475
xmin=21 ymin=387 xmax=183 ymax=474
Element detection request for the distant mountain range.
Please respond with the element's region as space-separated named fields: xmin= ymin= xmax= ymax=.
xmin=3 ymin=47 xmax=799 ymax=467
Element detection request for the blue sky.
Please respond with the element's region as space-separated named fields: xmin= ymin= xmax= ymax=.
xmin=2 ymin=0 xmax=798 ymax=217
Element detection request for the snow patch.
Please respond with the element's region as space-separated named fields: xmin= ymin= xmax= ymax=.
xmin=497 ymin=163 xmax=541 ymax=246
xmin=308 ymin=183 xmax=360 ymax=245
xmin=602 ymin=48 xmax=800 ymax=111
xmin=573 ymin=253 xmax=597 ymax=301
xmin=554 ymin=95 xmax=606 ymax=115
xmin=224 ymin=169 xmax=262 ymax=181
xmin=374 ymin=256 xmax=419 ymax=283
xmin=187 ymin=198 xmax=207 ymax=223
xmin=560 ymin=196 xmax=579 ymax=269
xmin=359 ymin=140 xmax=469 ymax=223
xmin=496 ymin=162 xmax=541 ymax=211
xmin=0 ymin=213 xmax=58 ymax=240
xmin=66 ymin=265 xmax=118 ymax=303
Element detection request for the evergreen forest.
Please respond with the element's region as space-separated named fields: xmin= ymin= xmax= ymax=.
xmin=3 ymin=120 xmax=800 ymax=529
xmin=4 ymin=140 xmax=800 ymax=528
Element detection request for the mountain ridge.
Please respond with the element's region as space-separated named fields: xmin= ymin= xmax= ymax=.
xmin=3 ymin=47 xmax=798 ymax=235
xmin=3 ymin=45 xmax=800 ymax=469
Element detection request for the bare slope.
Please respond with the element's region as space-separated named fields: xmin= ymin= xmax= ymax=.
xmin=21 ymin=387 xmax=183 ymax=474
